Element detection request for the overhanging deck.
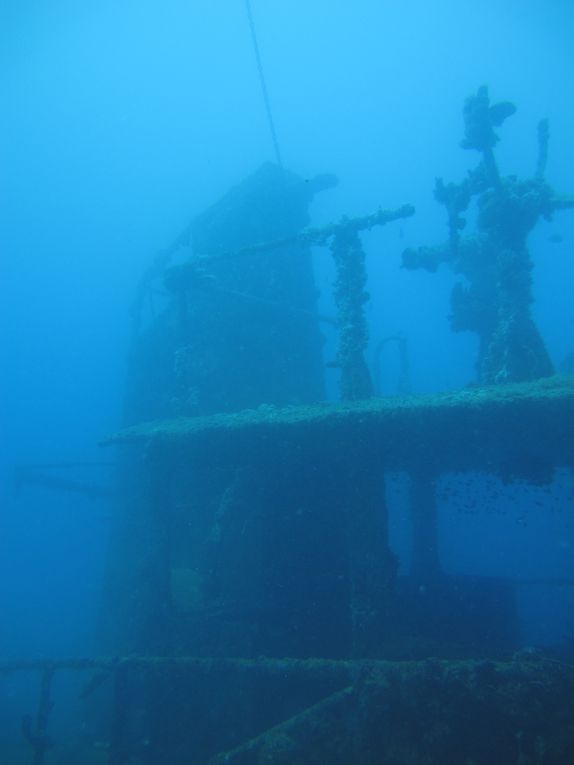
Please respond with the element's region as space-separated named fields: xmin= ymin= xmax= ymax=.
xmin=103 ymin=375 xmax=574 ymax=478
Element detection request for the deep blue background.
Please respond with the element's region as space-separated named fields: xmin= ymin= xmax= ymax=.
xmin=1 ymin=0 xmax=573 ymax=661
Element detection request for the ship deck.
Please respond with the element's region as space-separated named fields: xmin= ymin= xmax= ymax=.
xmin=103 ymin=375 xmax=574 ymax=479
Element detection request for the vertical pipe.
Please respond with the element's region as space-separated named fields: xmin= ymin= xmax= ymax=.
xmin=535 ymin=119 xmax=549 ymax=180
xmin=331 ymin=227 xmax=373 ymax=401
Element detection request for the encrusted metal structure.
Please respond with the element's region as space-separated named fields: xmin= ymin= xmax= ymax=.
xmin=403 ymin=86 xmax=574 ymax=384
xmin=5 ymin=92 xmax=574 ymax=765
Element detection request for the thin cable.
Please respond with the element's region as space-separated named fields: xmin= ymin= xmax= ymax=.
xmin=244 ymin=0 xmax=283 ymax=167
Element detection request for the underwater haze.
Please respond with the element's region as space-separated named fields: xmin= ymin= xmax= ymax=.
xmin=1 ymin=0 xmax=574 ymax=762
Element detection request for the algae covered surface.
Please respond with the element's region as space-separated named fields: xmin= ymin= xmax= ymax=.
xmin=103 ymin=375 xmax=574 ymax=478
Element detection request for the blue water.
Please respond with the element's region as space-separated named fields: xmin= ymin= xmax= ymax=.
xmin=1 ymin=1 xmax=574 ymax=761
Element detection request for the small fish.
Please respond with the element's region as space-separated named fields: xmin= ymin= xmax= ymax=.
xmin=548 ymin=233 xmax=563 ymax=244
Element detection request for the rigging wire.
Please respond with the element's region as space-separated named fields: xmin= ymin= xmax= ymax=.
xmin=244 ymin=0 xmax=283 ymax=167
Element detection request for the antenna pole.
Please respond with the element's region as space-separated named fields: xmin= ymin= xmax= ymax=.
xmin=244 ymin=0 xmax=283 ymax=167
